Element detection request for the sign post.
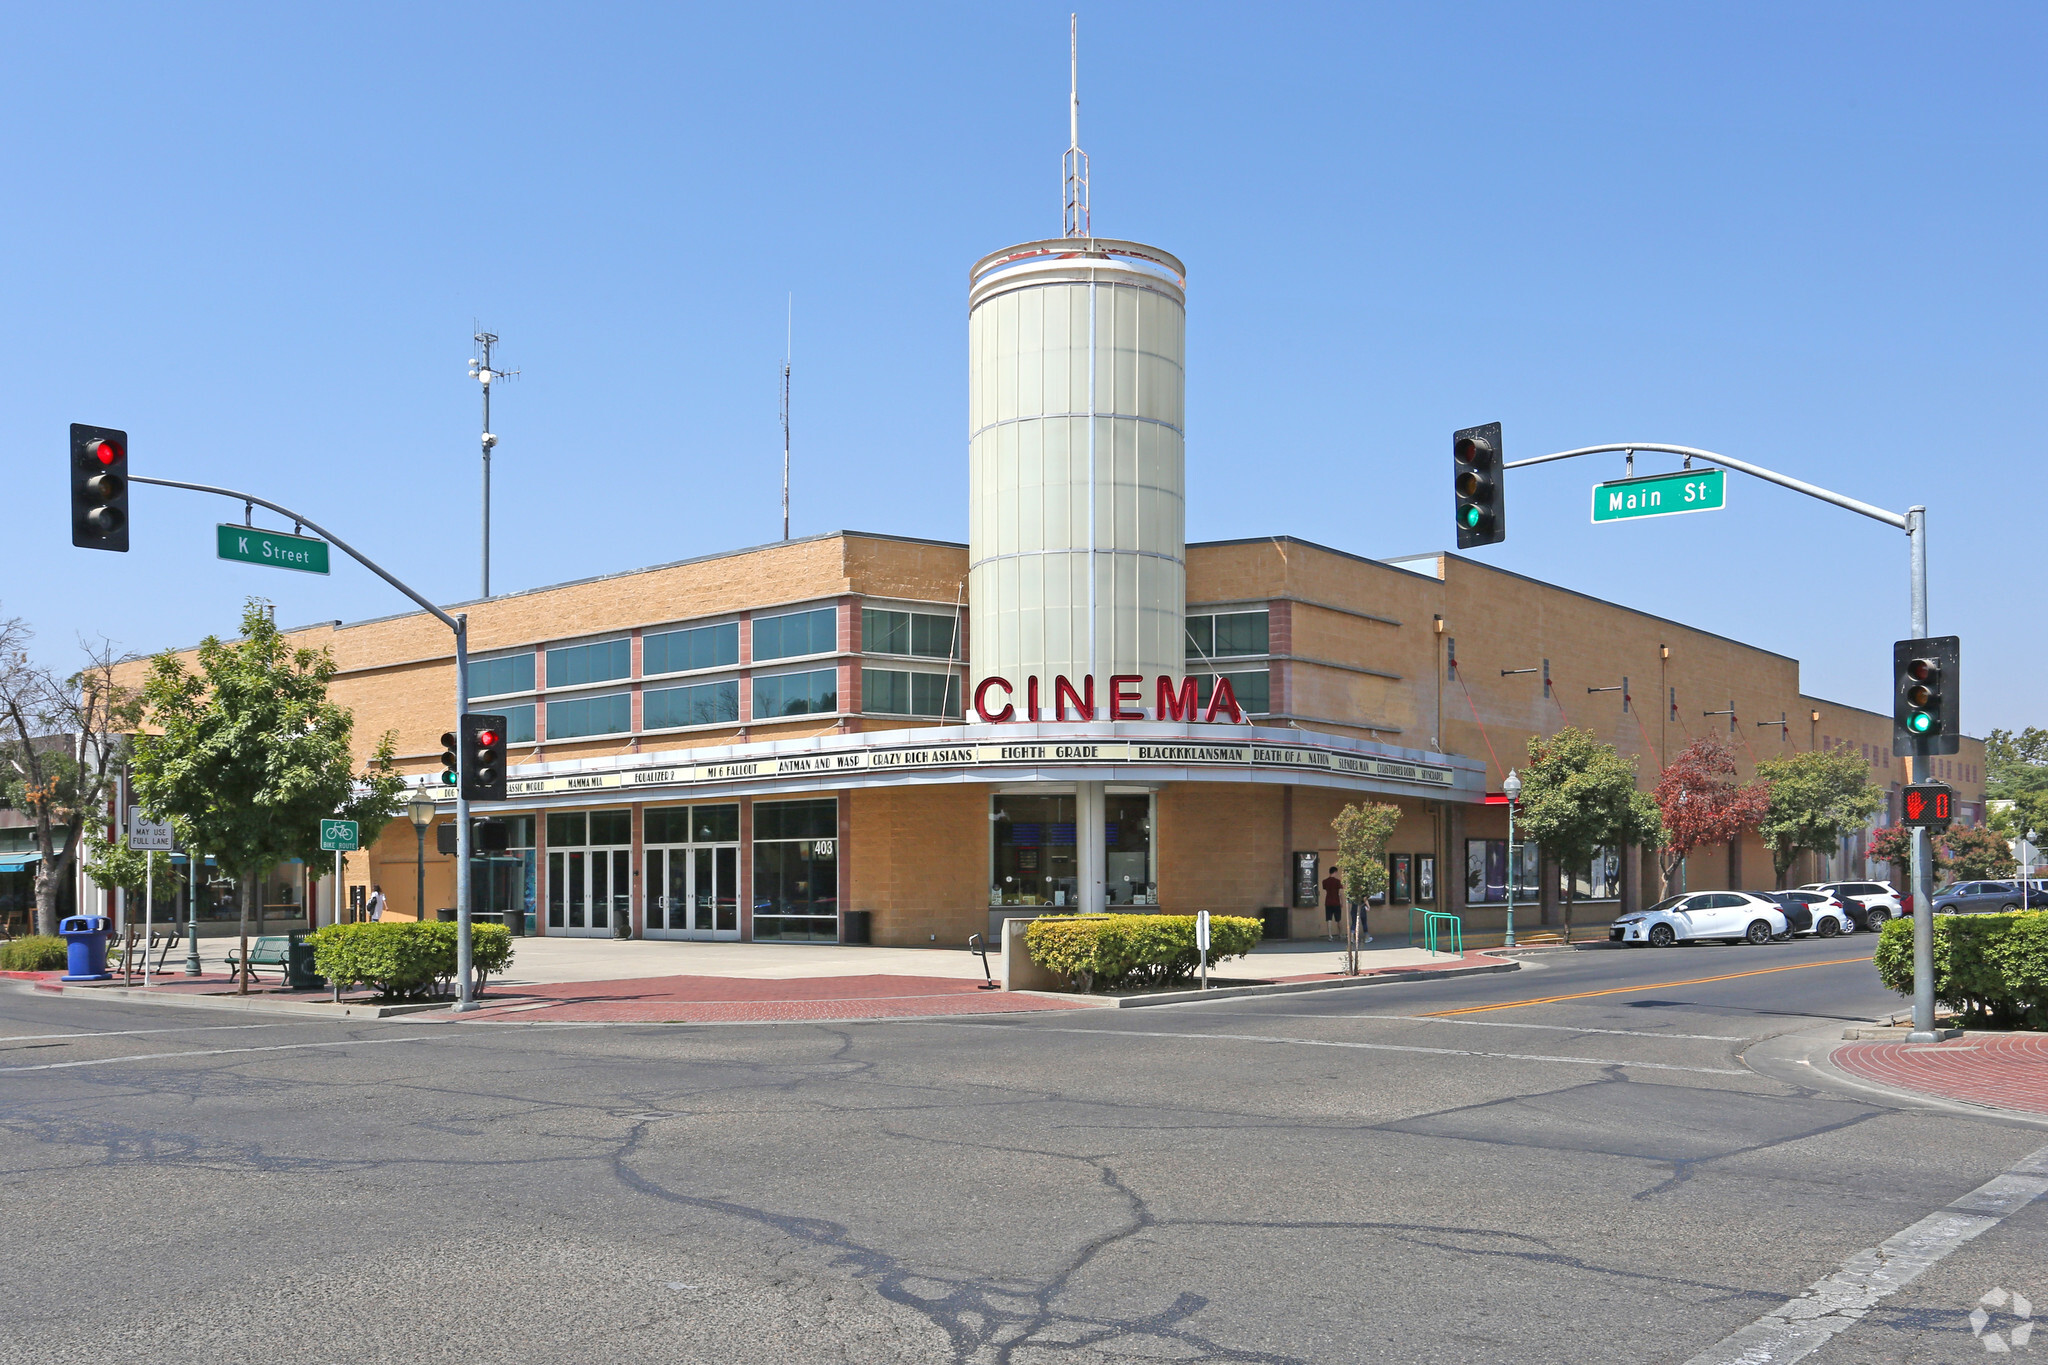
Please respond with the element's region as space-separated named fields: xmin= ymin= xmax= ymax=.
xmin=320 ymin=820 xmax=360 ymax=929
xmin=1196 ymin=909 xmax=1212 ymax=992
xmin=128 ymin=808 xmax=172 ymax=986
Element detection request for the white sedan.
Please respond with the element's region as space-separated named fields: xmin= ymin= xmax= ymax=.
xmin=1608 ymin=892 xmax=1790 ymax=947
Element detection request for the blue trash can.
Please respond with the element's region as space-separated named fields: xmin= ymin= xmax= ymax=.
xmin=59 ymin=915 xmax=114 ymax=982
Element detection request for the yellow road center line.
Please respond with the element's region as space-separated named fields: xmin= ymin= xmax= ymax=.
xmin=1423 ymin=956 xmax=1872 ymax=1016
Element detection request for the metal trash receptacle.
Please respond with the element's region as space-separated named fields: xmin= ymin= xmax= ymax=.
xmin=285 ymin=933 xmax=325 ymax=990
xmin=435 ymin=907 xmax=457 ymax=923
xmin=1260 ymin=907 xmax=1289 ymax=942
xmin=842 ymin=910 xmax=872 ymax=945
xmin=58 ymin=915 xmax=114 ymax=982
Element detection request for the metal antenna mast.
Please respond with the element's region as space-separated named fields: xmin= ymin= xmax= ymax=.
xmin=469 ymin=329 xmax=517 ymax=597
xmin=781 ymin=296 xmax=792 ymax=540
xmin=1063 ymin=13 xmax=1089 ymax=238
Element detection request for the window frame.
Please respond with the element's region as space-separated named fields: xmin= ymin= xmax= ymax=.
xmin=752 ymin=606 xmax=839 ymax=663
xmin=642 ymin=620 xmax=741 ymax=680
xmin=751 ymin=667 xmax=840 ymax=720
xmin=544 ymin=636 xmax=633 ymax=691
xmin=1184 ymin=608 xmax=1272 ymax=662
xmin=642 ymin=677 xmax=742 ymax=733
xmin=468 ymin=651 xmax=536 ymax=701
xmin=860 ymin=665 xmax=962 ymax=719
xmin=542 ymin=690 xmax=632 ymax=741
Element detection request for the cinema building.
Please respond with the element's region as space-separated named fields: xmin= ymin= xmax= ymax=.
xmin=123 ymin=235 xmax=1987 ymax=945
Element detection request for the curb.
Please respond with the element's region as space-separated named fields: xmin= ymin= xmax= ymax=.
xmin=1741 ymin=1025 xmax=2048 ymax=1130
xmin=10 ymin=979 xmax=444 ymax=1020
xmin=1090 ymin=958 xmax=1519 ymax=1009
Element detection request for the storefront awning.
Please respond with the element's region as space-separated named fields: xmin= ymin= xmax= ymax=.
xmin=0 ymin=853 xmax=42 ymax=873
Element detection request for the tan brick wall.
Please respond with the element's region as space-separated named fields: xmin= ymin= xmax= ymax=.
xmin=848 ymin=784 xmax=991 ymax=946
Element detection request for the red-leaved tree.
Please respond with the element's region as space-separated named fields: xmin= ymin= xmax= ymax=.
xmin=1651 ymin=735 xmax=1770 ymax=897
xmin=1869 ymin=825 xmax=1914 ymax=885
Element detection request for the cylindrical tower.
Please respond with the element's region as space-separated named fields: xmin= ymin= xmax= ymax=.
xmin=967 ymin=238 xmax=1187 ymax=711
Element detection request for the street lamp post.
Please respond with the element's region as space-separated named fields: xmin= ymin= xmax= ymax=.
xmin=408 ymin=790 xmax=435 ymax=923
xmin=1502 ymin=769 xmax=1522 ymax=950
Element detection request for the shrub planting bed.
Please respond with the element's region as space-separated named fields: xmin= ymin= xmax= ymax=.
xmin=1874 ymin=911 xmax=2048 ymax=1029
xmin=0 ymin=935 xmax=68 ymax=972
xmin=1025 ymin=913 xmax=1263 ymax=992
xmin=306 ymin=921 xmax=514 ymax=1000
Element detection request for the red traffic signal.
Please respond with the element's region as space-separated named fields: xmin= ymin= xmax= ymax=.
xmin=461 ymin=712 xmax=508 ymax=801
xmin=70 ymin=423 xmax=131 ymax=551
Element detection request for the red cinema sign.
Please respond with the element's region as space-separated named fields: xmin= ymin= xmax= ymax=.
xmin=971 ymin=673 xmax=1248 ymax=726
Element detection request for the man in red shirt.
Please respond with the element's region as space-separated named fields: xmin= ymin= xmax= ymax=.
xmin=1321 ymin=869 xmax=1343 ymax=942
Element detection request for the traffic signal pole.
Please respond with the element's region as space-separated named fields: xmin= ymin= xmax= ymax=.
xmin=127 ymin=474 xmax=483 ymax=1012
xmin=1498 ymin=442 xmax=1940 ymax=1040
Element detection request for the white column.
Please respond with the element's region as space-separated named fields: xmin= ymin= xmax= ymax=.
xmin=1075 ymin=781 xmax=1106 ymax=914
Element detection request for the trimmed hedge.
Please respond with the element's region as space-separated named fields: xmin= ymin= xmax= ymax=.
xmin=306 ymin=921 xmax=514 ymax=999
xmin=1873 ymin=911 xmax=2048 ymax=1029
xmin=0 ymin=935 xmax=68 ymax=972
xmin=1025 ymin=914 xmax=1263 ymax=992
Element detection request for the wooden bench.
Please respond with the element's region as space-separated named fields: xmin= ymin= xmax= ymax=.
xmin=223 ymin=935 xmax=292 ymax=980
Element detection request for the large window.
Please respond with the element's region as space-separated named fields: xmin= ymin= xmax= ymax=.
xmin=753 ymin=607 xmax=837 ymax=661
xmin=644 ymin=621 xmax=739 ymax=676
xmin=862 ymin=668 xmax=961 ymax=718
xmin=644 ymin=680 xmax=740 ymax=730
xmin=474 ymin=814 xmax=535 ymax=935
xmin=1565 ymin=846 xmax=1624 ymax=901
xmin=645 ymin=804 xmax=739 ymax=937
xmin=1195 ymin=668 xmax=1271 ymax=716
xmin=1466 ymin=838 xmax=1541 ymax=905
xmin=862 ymin=608 xmax=957 ymax=659
xmin=1185 ymin=610 xmax=1269 ymax=660
xmin=546 ymin=692 xmax=630 ymax=739
xmin=754 ymin=668 xmax=837 ymax=718
xmin=753 ymin=798 xmax=838 ymax=941
xmin=989 ymin=793 xmax=1156 ymax=908
xmin=469 ymin=653 xmax=534 ymax=699
xmin=546 ymin=638 xmax=631 ymax=688
xmin=502 ymin=703 xmax=536 ymax=744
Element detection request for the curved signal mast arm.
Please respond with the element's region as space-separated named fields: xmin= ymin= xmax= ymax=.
xmin=129 ymin=475 xmax=460 ymax=632
xmin=1503 ymin=442 xmax=1908 ymax=531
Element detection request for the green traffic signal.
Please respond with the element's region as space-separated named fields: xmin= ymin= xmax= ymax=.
xmin=1460 ymin=505 xmax=1482 ymax=529
xmin=1908 ymin=711 xmax=1933 ymax=734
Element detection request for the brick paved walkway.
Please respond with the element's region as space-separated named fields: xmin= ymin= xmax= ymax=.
xmin=1833 ymin=1033 xmax=2048 ymax=1117
xmin=452 ymin=973 xmax=1100 ymax=1025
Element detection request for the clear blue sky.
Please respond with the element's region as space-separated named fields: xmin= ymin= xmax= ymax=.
xmin=4 ymin=3 xmax=2040 ymax=733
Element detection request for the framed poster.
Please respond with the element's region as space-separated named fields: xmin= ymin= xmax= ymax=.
xmin=1292 ymin=851 xmax=1321 ymax=908
xmin=1416 ymin=854 xmax=1436 ymax=904
xmin=1389 ymin=853 xmax=1412 ymax=905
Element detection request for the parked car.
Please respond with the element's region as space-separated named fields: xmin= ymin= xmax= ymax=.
xmin=1609 ymin=892 xmax=1789 ymax=947
xmin=1764 ymin=890 xmax=1852 ymax=938
xmin=1797 ymin=881 xmax=1901 ymax=932
xmin=1930 ymin=881 xmax=2022 ymax=915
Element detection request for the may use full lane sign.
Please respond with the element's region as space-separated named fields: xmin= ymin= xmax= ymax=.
xmin=216 ymin=524 xmax=331 ymax=575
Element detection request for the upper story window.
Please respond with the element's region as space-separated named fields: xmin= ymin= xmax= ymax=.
xmin=862 ymin=669 xmax=961 ymax=718
xmin=1195 ymin=668 xmax=1271 ymax=716
xmin=862 ymin=608 xmax=957 ymax=659
xmin=545 ymin=692 xmax=630 ymax=740
xmin=754 ymin=668 xmax=837 ymax=718
xmin=546 ymin=638 xmax=630 ymax=688
xmin=469 ymin=652 xmax=534 ymax=698
xmin=644 ymin=621 xmax=739 ymax=676
xmin=644 ymin=679 xmax=740 ymax=730
xmin=1185 ymin=610 xmax=1270 ymax=661
xmin=754 ymin=607 xmax=837 ymax=661
xmin=502 ymin=703 xmax=536 ymax=744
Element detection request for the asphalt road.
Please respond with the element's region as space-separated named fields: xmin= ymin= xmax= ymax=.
xmin=3 ymin=934 xmax=2043 ymax=1365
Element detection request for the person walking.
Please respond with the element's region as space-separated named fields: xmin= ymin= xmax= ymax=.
xmin=1321 ymin=868 xmax=1343 ymax=942
xmin=366 ymin=885 xmax=386 ymax=923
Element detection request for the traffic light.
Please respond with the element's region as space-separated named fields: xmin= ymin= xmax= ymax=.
xmin=1892 ymin=636 xmax=1960 ymax=757
xmin=1900 ymin=782 xmax=1954 ymax=830
xmin=438 ymin=730 xmax=460 ymax=787
xmin=462 ymin=712 xmax=508 ymax=801
xmin=1453 ymin=421 xmax=1505 ymax=549
xmin=70 ymin=423 xmax=130 ymax=552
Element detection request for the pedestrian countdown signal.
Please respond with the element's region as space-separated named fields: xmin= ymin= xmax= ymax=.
xmin=1900 ymin=783 xmax=1953 ymax=830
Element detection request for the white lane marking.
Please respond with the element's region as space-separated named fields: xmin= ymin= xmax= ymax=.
xmin=0 ymin=1023 xmax=285 ymax=1044
xmin=1337 ymin=1014 xmax=1745 ymax=1042
xmin=914 ymin=1023 xmax=1748 ymax=1075
xmin=0 ymin=1035 xmax=440 ymax=1073
xmin=1680 ymin=1142 xmax=2048 ymax=1365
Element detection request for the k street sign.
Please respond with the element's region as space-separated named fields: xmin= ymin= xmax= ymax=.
xmin=216 ymin=524 xmax=331 ymax=575
xmin=1591 ymin=468 xmax=1726 ymax=524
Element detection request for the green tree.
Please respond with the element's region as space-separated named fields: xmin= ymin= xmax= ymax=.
xmin=0 ymin=618 xmax=141 ymax=934
xmin=1515 ymin=727 xmax=1662 ymax=943
xmin=130 ymin=600 xmax=407 ymax=992
xmin=1985 ymin=726 xmax=2048 ymax=800
xmin=1754 ymin=748 xmax=1884 ymax=888
xmin=1936 ymin=824 xmax=2017 ymax=881
xmin=1331 ymin=802 xmax=1401 ymax=973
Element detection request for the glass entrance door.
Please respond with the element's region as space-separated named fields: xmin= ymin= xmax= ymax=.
xmin=545 ymin=810 xmax=631 ymax=937
xmin=641 ymin=805 xmax=741 ymax=941
xmin=644 ymin=845 xmax=739 ymax=939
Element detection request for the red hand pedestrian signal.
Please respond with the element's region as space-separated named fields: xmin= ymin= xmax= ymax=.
xmin=1901 ymin=782 xmax=1953 ymax=830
